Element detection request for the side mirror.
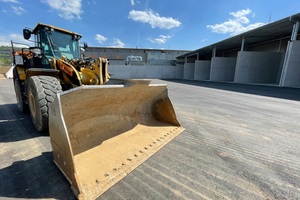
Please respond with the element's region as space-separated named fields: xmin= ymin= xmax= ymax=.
xmin=23 ymin=28 xmax=32 ymax=40
xmin=83 ymin=42 xmax=88 ymax=49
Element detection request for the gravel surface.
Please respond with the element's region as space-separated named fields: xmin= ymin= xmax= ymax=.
xmin=1 ymin=78 xmax=300 ymax=200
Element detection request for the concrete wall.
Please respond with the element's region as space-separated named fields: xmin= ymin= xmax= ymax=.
xmin=235 ymin=51 xmax=284 ymax=84
xmin=183 ymin=63 xmax=195 ymax=79
xmin=246 ymin=39 xmax=289 ymax=53
xmin=85 ymin=47 xmax=190 ymax=63
xmin=280 ymin=40 xmax=300 ymax=87
xmin=108 ymin=65 xmax=181 ymax=79
xmin=210 ymin=57 xmax=236 ymax=82
xmin=161 ymin=65 xmax=180 ymax=78
xmin=175 ymin=64 xmax=184 ymax=79
xmin=194 ymin=60 xmax=211 ymax=80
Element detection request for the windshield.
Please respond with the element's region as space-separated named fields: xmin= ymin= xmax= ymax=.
xmin=39 ymin=29 xmax=81 ymax=59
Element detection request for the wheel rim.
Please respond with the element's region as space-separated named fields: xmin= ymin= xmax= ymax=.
xmin=29 ymin=91 xmax=37 ymax=119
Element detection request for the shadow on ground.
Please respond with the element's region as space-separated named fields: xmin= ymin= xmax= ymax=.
xmin=0 ymin=104 xmax=49 ymax=143
xmin=0 ymin=152 xmax=75 ymax=200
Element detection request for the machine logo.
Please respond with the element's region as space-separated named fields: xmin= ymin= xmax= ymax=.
xmin=59 ymin=62 xmax=73 ymax=77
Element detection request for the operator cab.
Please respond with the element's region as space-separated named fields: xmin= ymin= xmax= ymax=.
xmin=23 ymin=23 xmax=82 ymax=60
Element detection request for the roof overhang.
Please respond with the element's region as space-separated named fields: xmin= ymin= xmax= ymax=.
xmin=32 ymin=23 xmax=82 ymax=38
xmin=177 ymin=12 xmax=300 ymax=59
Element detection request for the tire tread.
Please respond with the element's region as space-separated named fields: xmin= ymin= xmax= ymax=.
xmin=27 ymin=76 xmax=62 ymax=132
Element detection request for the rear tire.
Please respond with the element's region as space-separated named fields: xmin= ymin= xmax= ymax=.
xmin=26 ymin=76 xmax=62 ymax=132
xmin=14 ymin=78 xmax=28 ymax=112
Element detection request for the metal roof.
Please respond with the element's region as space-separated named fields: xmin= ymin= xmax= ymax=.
xmin=177 ymin=12 xmax=300 ymax=58
xmin=32 ymin=23 xmax=82 ymax=37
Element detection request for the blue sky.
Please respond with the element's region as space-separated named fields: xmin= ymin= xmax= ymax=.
xmin=0 ymin=0 xmax=299 ymax=50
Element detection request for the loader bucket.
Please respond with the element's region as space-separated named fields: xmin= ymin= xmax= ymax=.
xmin=49 ymin=79 xmax=184 ymax=200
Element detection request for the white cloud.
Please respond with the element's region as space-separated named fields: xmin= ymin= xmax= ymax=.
xmin=0 ymin=0 xmax=20 ymax=3
xmin=207 ymin=9 xmax=265 ymax=35
xmin=0 ymin=34 xmax=31 ymax=47
xmin=0 ymin=36 xmax=10 ymax=46
xmin=95 ymin=35 xmax=124 ymax=48
xmin=95 ymin=34 xmax=107 ymax=44
xmin=150 ymin=35 xmax=171 ymax=44
xmin=130 ymin=0 xmax=140 ymax=6
xmin=11 ymin=5 xmax=25 ymax=15
xmin=111 ymin=39 xmax=125 ymax=48
xmin=87 ymin=1 xmax=96 ymax=6
xmin=10 ymin=33 xmax=24 ymax=41
xmin=0 ymin=41 xmax=10 ymax=46
xmin=230 ymin=9 xmax=251 ymax=19
xmin=42 ymin=0 xmax=82 ymax=20
xmin=128 ymin=10 xmax=181 ymax=29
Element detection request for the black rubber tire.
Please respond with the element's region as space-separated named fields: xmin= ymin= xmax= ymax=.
xmin=26 ymin=76 xmax=62 ymax=132
xmin=14 ymin=78 xmax=28 ymax=113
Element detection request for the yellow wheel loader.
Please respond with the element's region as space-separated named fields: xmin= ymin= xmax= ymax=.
xmin=11 ymin=23 xmax=184 ymax=200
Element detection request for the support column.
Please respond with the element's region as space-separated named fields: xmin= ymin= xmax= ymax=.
xmin=291 ymin=21 xmax=299 ymax=41
xmin=278 ymin=39 xmax=282 ymax=52
xmin=280 ymin=20 xmax=300 ymax=87
xmin=241 ymin=37 xmax=245 ymax=51
xmin=212 ymin=47 xmax=216 ymax=58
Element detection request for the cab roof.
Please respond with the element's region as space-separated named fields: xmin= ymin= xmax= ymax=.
xmin=32 ymin=23 xmax=82 ymax=37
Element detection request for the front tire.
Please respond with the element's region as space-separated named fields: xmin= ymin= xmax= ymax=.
xmin=26 ymin=76 xmax=62 ymax=132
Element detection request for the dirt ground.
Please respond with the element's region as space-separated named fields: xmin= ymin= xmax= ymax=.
xmin=1 ymin=78 xmax=300 ymax=199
